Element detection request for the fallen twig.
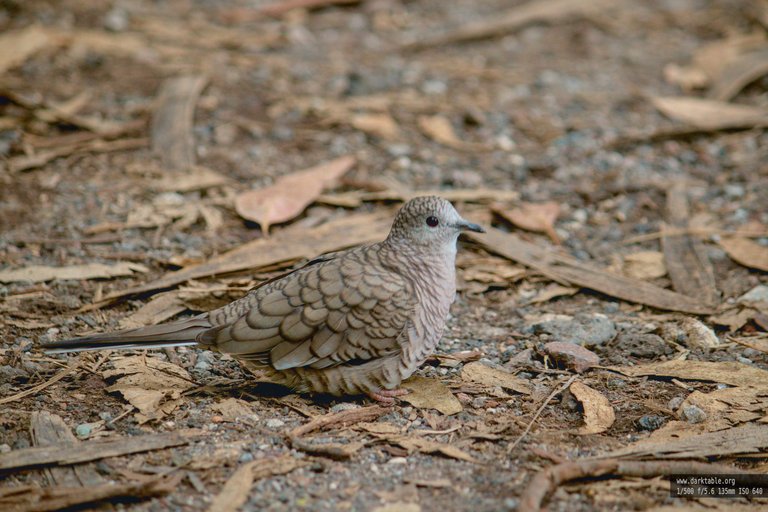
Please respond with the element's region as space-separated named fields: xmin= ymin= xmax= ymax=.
xmin=508 ymin=375 xmax=577 ymax=453
xmin=289 ymin=405 xmax=387 ymax=438
xmin=518 ymin=459 xmax=752 ymax=512
xmin=0 ymin=360 xmax=80 ymax=406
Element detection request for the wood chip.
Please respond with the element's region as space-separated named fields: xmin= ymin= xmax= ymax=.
xmin=602 ymin=423 xmax=768 ymax=459
xmin=350 ymin=113 xmax=400 ymax=140
xmin=467 ymin=228 xmax=713 ymax=314
xmin=402 ymin=0 xmax=613 ymax=51
xmin=0 ymin=433 xmax=189 ymax=473
xmin=569 ymin=381 xmax=615 ymax=435
xmin=150 ymin=75 xmax=208 ymax=170
xmin=31 ymin=411 xmax=105 ymax=487
xmin=0 ymin=25 xmax=49 ymax=74
xmin=661 ymin=182 xmax=718 ymax=305
xmin=651 ymin=96 xmax=768 ymax=130
xmin=400 ymin=376 xmax=463 ymax=415
xmin=622 ymin=251 xmax=666 ymax=280
xmin=608 ymin=360 xmax=768 ymax=390
xmin=709 ymin=47 xmax=768 ymax=101
xmin=0 ymin=477 xmax=179 ymax=512
xmin=206 ymin=456 xmax=307 ymax=512
xmin=719 ymin=237 xmax=768 ymax=272
xmin=289 ymin=405 xmax=387 ymax=438
xmin=0 ymin=262 xmax=148 ymax=283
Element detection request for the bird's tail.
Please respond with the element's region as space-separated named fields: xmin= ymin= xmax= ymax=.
xmin=42 ymin=315 xmax=213 ymax=354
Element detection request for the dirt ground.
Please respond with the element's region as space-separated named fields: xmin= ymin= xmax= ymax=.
xmin=1 ymin=0 xmax=768 ymax=511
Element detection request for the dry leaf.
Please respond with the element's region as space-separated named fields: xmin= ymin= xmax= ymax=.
xmin=234 ymin=156 xmax=355 ymax=232
xmin=350 ymin=113 xmax=400 ymax=140
xmin=401 ymin=376 xmax=463 ymax=415
xmin=388 ymin=436 xmax=479 ymax=463
xmin=493 ymin=202 xmax=561 ymax=243
xmin=417 ymin=115 xmax=489 ymax=151
xmin=526 ymin=283 xmax=579 ymax=304
xmin=211 ymin=398 xmax=257 ymax=423
xmin=118 ymin=291 xmax=186 ymax=330
xmin=709 ymin=307 xmax=757 ymax=332
xmin=651 ymin=96 xmax=768 ymax=130
xmin=569 ymin=381 xmax=615 ymax=435
xmin=0 ymin=262 xmax=148 ymax=283
xmin=609 ymin=360 xmax=768 ymax=390
xmin=102 ymin=356 xmax=195 ymax=422
xmin=153 ymin=166 xmax=229 ymax=192
xmin=679 ymin=317 xmax=721 ymax=349
xmin=719 ymin=237 xmax=768 ymax=272
xmin=623 ymin=251 xmax=666 ymax=279
xmin=461 ymin=361 xmax=531 ymax=395
xmin=0 ymin=25 xmax=49 ymax=75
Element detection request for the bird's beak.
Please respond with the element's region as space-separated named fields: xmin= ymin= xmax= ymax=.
xmin=456 ymin=219 xmax=485 ymax=233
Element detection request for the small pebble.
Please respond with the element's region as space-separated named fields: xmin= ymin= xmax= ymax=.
xmin=75 ymin=424 xmax=92 ymax=438
xmin=0 ymin=444 xmax=11 ymax=453
xmin=266 ymin=418 xmax=285 ymax=429
xmin=637 ymin=415 xmax=666 ymax=431
xmin=668 ymin=396 xmax=685 ymax=410
xmin=239 ymin=452 xmax=255 ymax=463
xmin=543 ymin=341 xmax=600 ymax=373
xmin=330 ymin=402 xmax=361 ymax=413
xmin=388 ymin=457 xmax=408 ymax=464
xmin=681 ymin=404 xmax=707 ymax=424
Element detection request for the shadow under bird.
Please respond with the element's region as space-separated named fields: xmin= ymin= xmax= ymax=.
xmin=43 ymin=196 xmax=485 ymax=403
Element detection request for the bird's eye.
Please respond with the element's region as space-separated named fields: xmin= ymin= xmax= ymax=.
xmin=426 ymin=216 xmax=439 ymax=227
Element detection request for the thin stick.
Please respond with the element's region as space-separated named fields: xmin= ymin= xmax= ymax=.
xmin=507 ymin=374 xmax=577 ymax=453
xmin=0 ymin=360 xmax=80 ymax=405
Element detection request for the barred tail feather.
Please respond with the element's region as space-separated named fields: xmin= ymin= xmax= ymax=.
xmin=42 ymin=315 xmax=212 ymax=354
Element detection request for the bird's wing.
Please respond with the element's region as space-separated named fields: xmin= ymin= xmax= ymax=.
xmin=198 ymin=247 xmax=416 ymax=370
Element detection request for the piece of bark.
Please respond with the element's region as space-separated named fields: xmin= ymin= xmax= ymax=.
xmin=151 ymin=75 xmax=208 ymax=170
xmin=206 ymin=456 xmax=308 ymax=512
xmin=401 ymin=0 xmax=613 ymax=51
xmin=518 ymin=459 xmax=752 ymax=512
xmin=467 ymin=229 xmax=712 ymax=314
xmin=0 ymin=432 xmax=189 ymax=473
xmin=30 ymin=412 xmax=104 ymax=487
xmin=661 ymin=182 xmax=718 ymax=306
xmin=99 ymin=211 xmax=392 ymax=302
xmin=600 ymin=423 xmax=768 ymax=459
xmin=0 ymin=477 xmax=179 ymax=512
xmin=289 ymin=405 xmax=387 ymax=438
xmin=709 ymin=48 xmax=768 ymax=101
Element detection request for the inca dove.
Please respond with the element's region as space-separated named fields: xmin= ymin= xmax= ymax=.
xmin=43 ymin=196 xmax=484 ymax=403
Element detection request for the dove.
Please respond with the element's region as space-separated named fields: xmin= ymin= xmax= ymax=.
xmin=43 ymin=196 xmax=484 ymax=403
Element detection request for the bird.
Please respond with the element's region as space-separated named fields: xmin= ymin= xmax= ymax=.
xmin=43 ymin=196 xmax=485 ymax=403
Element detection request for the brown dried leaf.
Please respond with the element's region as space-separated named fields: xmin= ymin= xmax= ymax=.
xmin=234 ymin=156 xmax=355 ymax=232
xmin=118 ymin=291 xmax=186 ymax=330
xmin=493 ymin=202 xmax=561 ymax=243
xmin=103 ymin=356 xmax=195 ymax=422
xmin=623 ymin=251 xmax=666 ymax=279
xmin=401 ymin=376 xmax=463 ymax=416
xmin=709 ymin=308 xmax=757 ymax=332
xmin=569 ymin=381 xmax=615 ymax=435
xmin=0 ymin=262 xmax=148 ymax=283
xmin=212 ymin=398 xmax=257 ymax=423
xmin=526 ymin=283 xmax=579 ymax=304
xmin=0 ymin=25 xmax=49 ymax=74
xmin=461 ymin=361 xmax=531 ymax=395
xmin=417 ymin=115 xmax=489 ymax=151
xmin=350 ymin=113 xmax=400 ymax=140
xmin=389 ymin=436 xmax=479 ymax=463
xmin=719 ymin=237 xmax=768 ymax=272
xmin=651 ymin=96 xmax=768 ymax=130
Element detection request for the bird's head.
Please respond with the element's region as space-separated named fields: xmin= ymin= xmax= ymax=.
xmin=386 ymin=196 xmax=484 ymax=250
